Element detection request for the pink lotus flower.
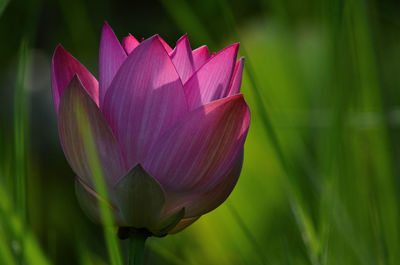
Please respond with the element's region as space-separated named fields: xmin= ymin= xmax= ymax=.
xmin=52 ymin=23 xmax=250 ymax=236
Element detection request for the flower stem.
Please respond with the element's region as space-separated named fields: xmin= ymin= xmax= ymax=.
xmin=128 ymin=232 xmax=148 ymax=265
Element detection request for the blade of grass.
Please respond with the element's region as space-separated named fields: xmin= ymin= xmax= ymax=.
xmin=345 ymin=1 xmax=400 ymax=264
xmin=215 ymin=1 xmax=323 ymax=264
xmin=14 ymin=39 xmax=28 ymax=223
xmin=57 ymin=0 xmax=97 ymax=64
xmin=0 ymin=0 xmax=9 ymax=17
xmin=0 ymin=184 xmax=52 ymax=265
xmin=75 ymin=102 xmax=122 ymax=265
xmin=147 ymin=240 xmax=192 ymax=265
xmin=159 ymin=0 xmax=215 ymax=48
xmin=226 ymin=203 xmax=269 ymax=265
xmin=0 ymin=223 xmax=18 ymax=265
xmin=13 ymin=40 xmax=28 ymax=265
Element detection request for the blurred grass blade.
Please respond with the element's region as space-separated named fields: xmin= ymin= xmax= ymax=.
xmin=14 ymin=39 xmax=28 ymax=224
xmin=345 ymin=0 xmax=400 ymax=263
xmin=75 ymin=104 xmax=122 ymax=265
xmin=0 ymin=184 xmax=51 ymax=265
xmin=0 ymin=0 xmax=9 ymax=17
xmin=57 ymin=0 xmax=96 ymax=63
xmin=159 ymin=0 xmax=214 ymax=47
xmin=0 ymin=223 xmax=17 ymax=265
xmin=215 ymin=0 xmax=322 ymax=264
xmin=227 ymin=203 xmax=268 ymax=265
xmin=147 ymin=240 xmax=191 ymax=265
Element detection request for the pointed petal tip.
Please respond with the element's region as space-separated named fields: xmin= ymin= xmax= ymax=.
xmin=101 ymin=21 xmax=117 ymax=36
xmin=54 ymin=43 xmax=64 ymax=51
xmin=176 ymin=34 xmax=187 ymax=43
xmin=216 ymin=42 xmax=239 ymax=56
xmin=122 ymin=34 xmax=140 ymax=55
xmin=53 ymin=44 xmax=67 ymax=59
xmin=103 ymin=21 xmax=110 ymax=28
xmin=184 ymin=42 xmax=242 ymax=109
xmin=143 ymin=34 xmax=161 ymax=45
xmin=175 ymin=34 xmax=192 ymax=50
xmin=177 ymin=33 xmax=188 ymax=42
xmin=229 ymin=42 xmax=240 ymax=52
xmin=101 ymin=22 xmax=119 ymax=39
xmin=153 ymin=34 xmax=173 ymax=53
xmin=101 ymin=22 xmax=114 ymax=35
xmin=221 ymin=94 xmax=249 ymax=112
xmin=68 ymin=74 xmax=86 ymax=89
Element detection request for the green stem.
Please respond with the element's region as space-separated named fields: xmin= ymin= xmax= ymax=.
xmin=128 ymin=232 xmax=148 ymax=265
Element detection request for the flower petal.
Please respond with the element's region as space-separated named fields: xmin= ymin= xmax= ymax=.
xmin=103 ymin=35 xmax=188 ymax=168
xmin=192 ymin=45 xmax=210 ymax=70
xmin=227 ymin=57 xmax=244 ymax=96
xmin=113 ymin=165 xmax=165 ymax=227
xmin=113 ymin=164 xmax=185 ymax=235
xmin=182 ymin=150 xmax=243 ymax=217
xmin=75 ymin=177 xmax=124 ymax=225
xmin=156 ymin=35 xmax=173 ymax=53
xmin=153 ymin=208 xmax=185 ymax=236
xmin=51 ymin=45 xmax=98 ymax=115
xmin=143 ymin=94 xmax=250 ymax=195
xmin=169 ymin=34 xmax=195 ymax=83
xmin=122 ymin=34 xmax=140 ymax=55
xmin=168 ymin=216 xmax=200 ymax=234
xmin=58 ymin=76 xmax=126 ymax=187
xmin=99 ymin=22 xmax=127 ymax=107
xmin=184 ymin=43 xmax=239 ymax=110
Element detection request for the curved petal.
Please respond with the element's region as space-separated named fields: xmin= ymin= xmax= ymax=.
xmin=51 ymin=45 xmax=98 ymax=115
xmin=122 ymin=34 xmax=140 ymax=55
xmin=113 ymin=164 xmax=185 ymax=235
xmin=114 ymin=165 xmax=165 ymax=227
xmin=227 ymin=57 xmax=244 ymax=97
xmin=182 ymin=150 xmax=243 ymax=217
xmin=75 ymin=178 xmax=124 ymax=226
xmin=143 ymin=94 xmax=250 ymax=194
xmin=168 ymin=216 xmax=200 ymax=234
xmin=192 ymin=45 xmax=210 ymax=70
xmin=170 ymin=34 xmax=195 ymax=83
xmin=102 ymin=35 xmax=188 ymax=168
xmin=99 ymin=22 xmax=127 ymax=107
xmin=184 ymin=43 xmax=239 ymax=110
xmin=153 ymin=208 xmax=185 ymax=236
xmin=58 ymin=76 xmax=126 ymax=187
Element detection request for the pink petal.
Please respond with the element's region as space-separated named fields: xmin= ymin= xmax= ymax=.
xmin=157 ymin=35 xmax=173 ymax=53
xmin=122 ymin=34 xmax=140 ymax=55
xmin=51 ymin=45 xmax=98 ymax=115
xmin=58 ymin=76 xmax=126 ymax=187
xmin=99 ymin=22 xmax=127 ymax=107
xmin=227 ymin=57 xmax=244 ymax=96
xmin=169 ymin=34 xmax=195 ymax=83
xmin=143 ymin=94 xmax=250 ymax=195
xmin=102 ymin=35 xmax=188 ymax=169
xmin=192 ymin=45 xmax=211 ymax=70
xmin=184 ymin=43 xmax=239 ymax=110
xmin=182 ymin=150 xmax=243 ymax=217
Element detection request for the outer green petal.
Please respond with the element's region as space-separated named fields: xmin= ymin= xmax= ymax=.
xmin=75 ymin=178 xmax=124 ymax=225
xmin=113 ymin=164 xmax=184 ymax=235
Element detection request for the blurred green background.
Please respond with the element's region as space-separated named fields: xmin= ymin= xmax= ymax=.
xmin=1 ymin=0 xmax=400 ymax=264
